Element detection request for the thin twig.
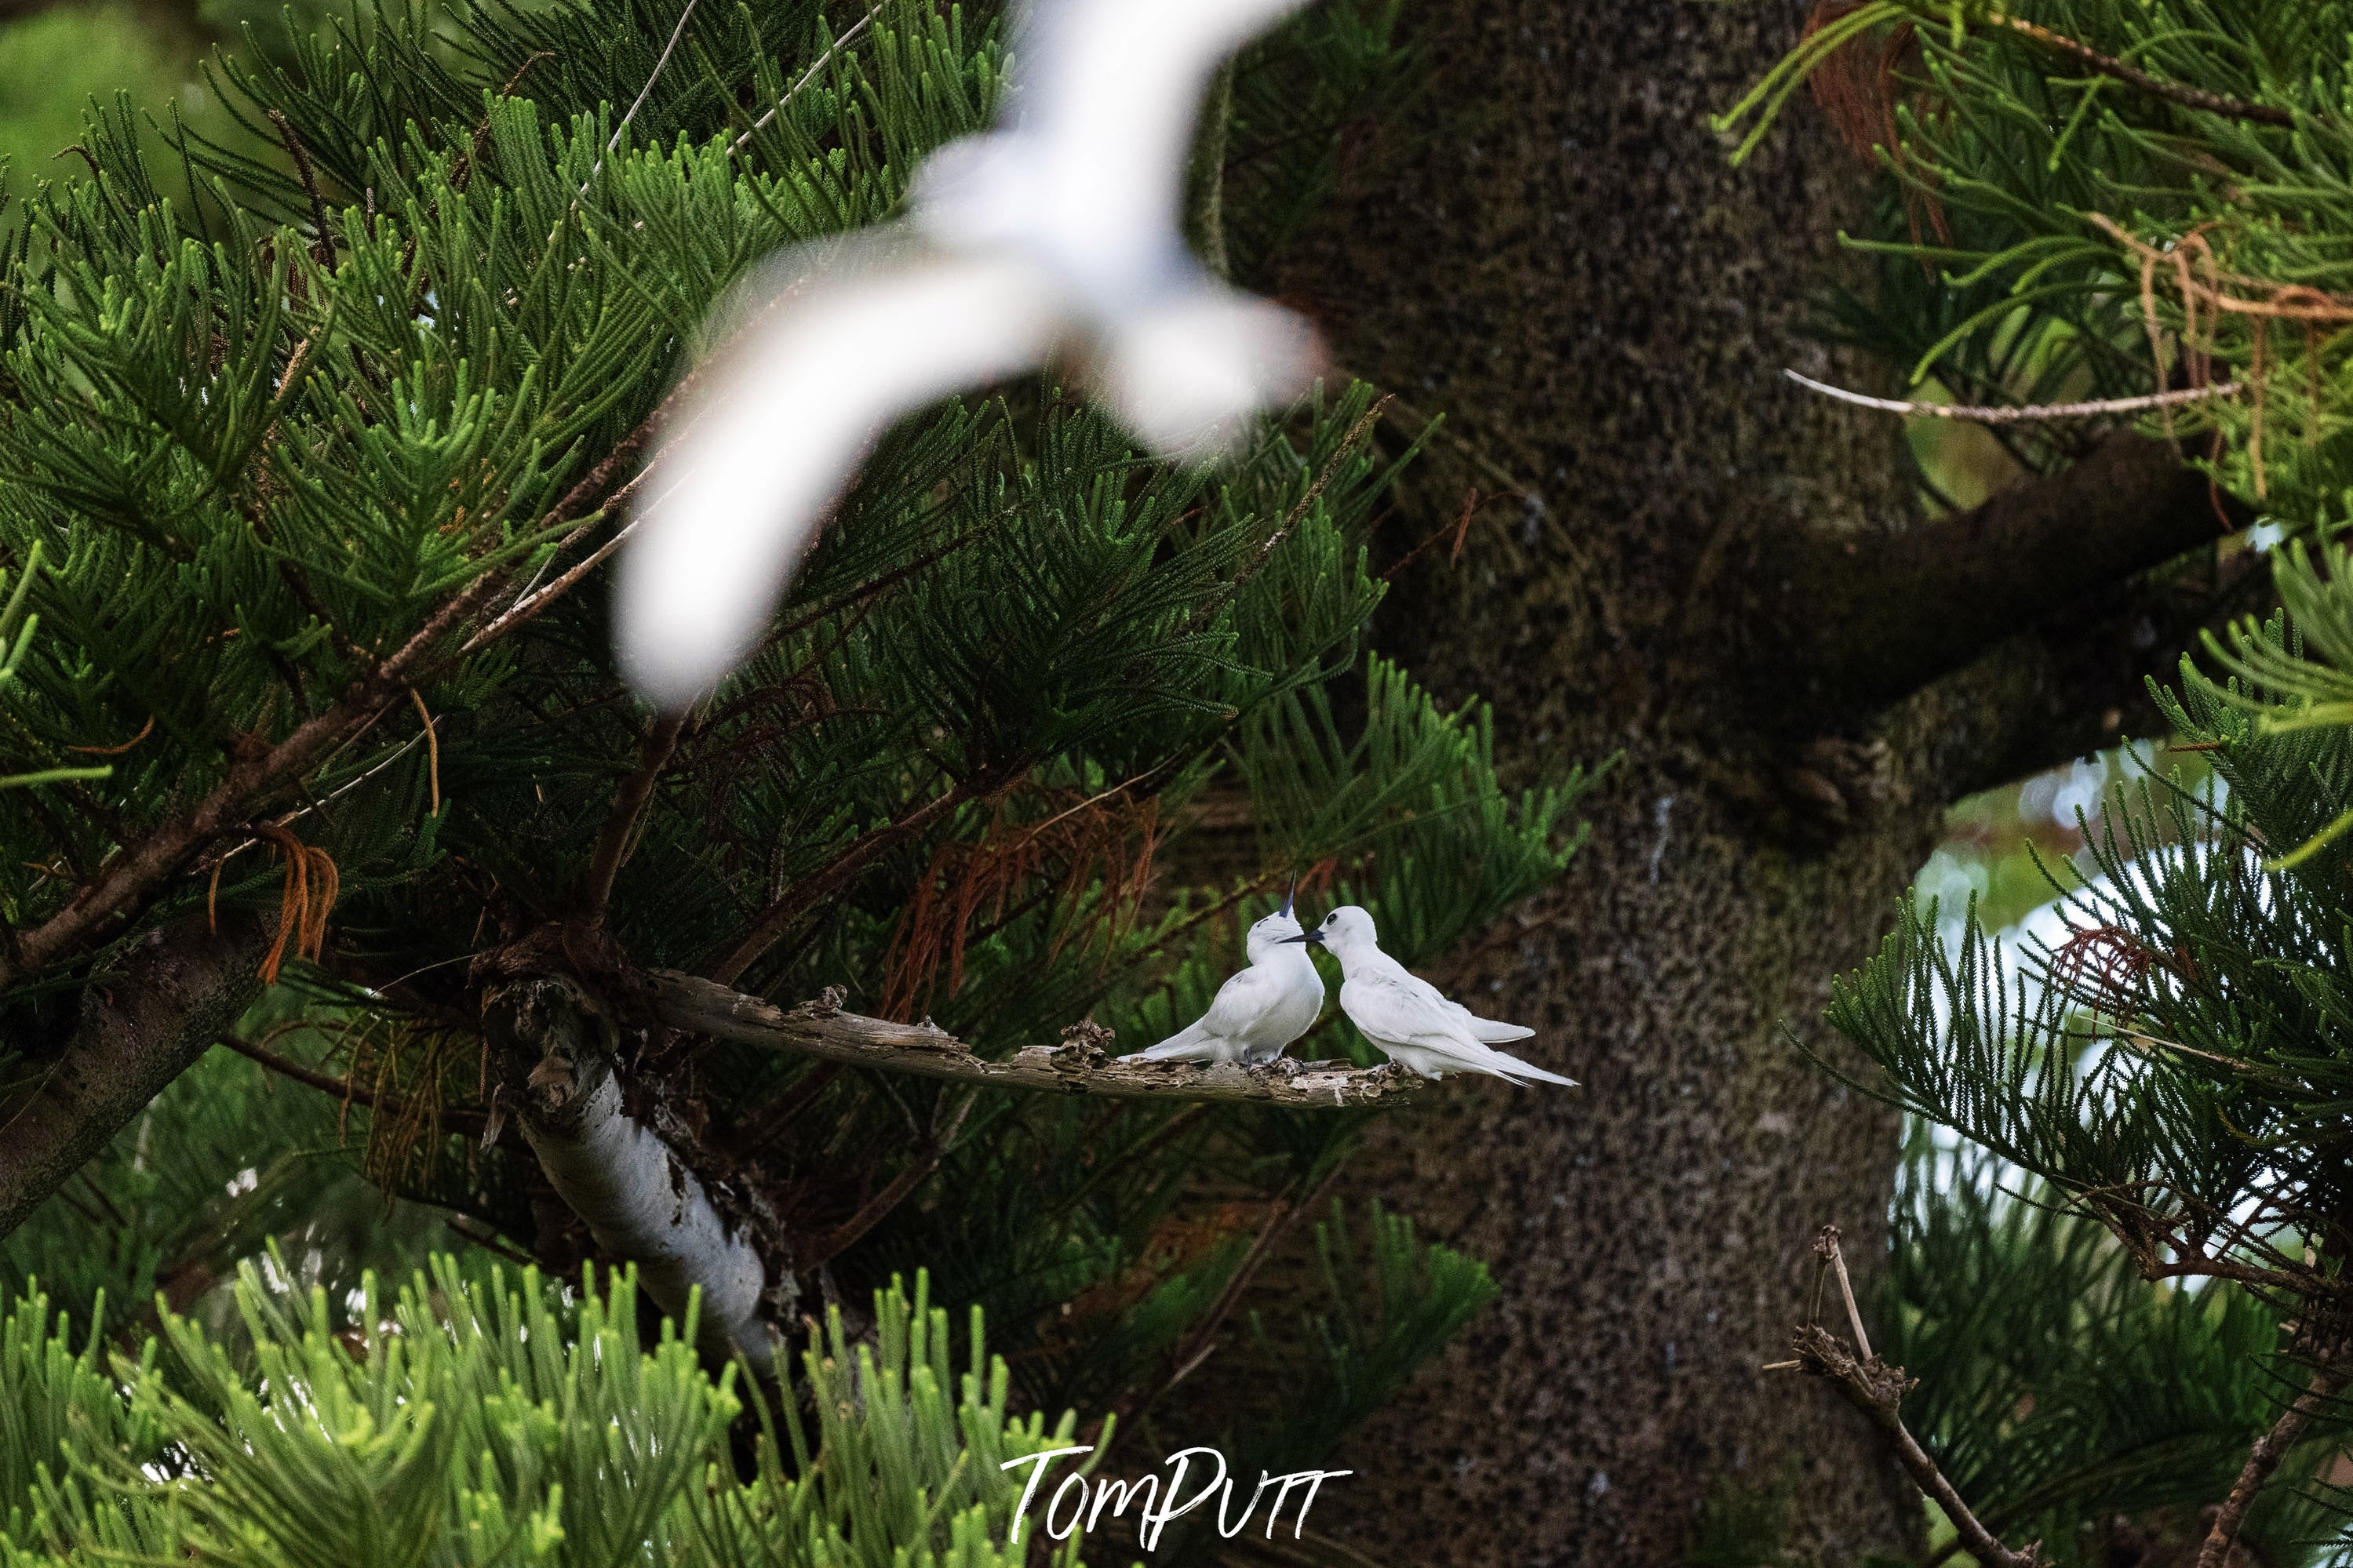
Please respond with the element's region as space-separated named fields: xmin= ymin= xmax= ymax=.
xmin=570 ymin=0 xmax=701 ymax=199
xmin=1793 ymin=1324 xmax=2042 ymax=1568
xmin=1816 ymin=1224 xmax=1872 ymax=1361
xmin=1786 ymin=369 xmax=2241 ymax=424
xmin=461 ymin=515 xmax=643 ymax=654
xmin=407 ymin=688 xmax=440 ymax=815
xmin=220 ymin=1030 xmax=486 ymax=1137
xmin=267 ymin=110 xmax=337 ymax=262
xmin=731 ymin=2 xmax=889 ymax=153
xmin=2196 ymin=1359 xmax=2347 ymax=1568
xmin=612 ymin=0 xmax=699 ymax=154
xmin=575 ymin=711 xmax=687 ymax=926
xmin=442 ymin=1212 xmax=535 ymax=1265
xmin=1983 ymin=15 xmax=2293 ymax=129
xmin=64 ymin=716 xmax=155 ymax=756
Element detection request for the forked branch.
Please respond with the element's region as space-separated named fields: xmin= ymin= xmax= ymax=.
xmin=1793 ymin=1324 xmax=2042 ymax=1568
xmin=1779 ymin=1227 xmax=2043 ymax=1568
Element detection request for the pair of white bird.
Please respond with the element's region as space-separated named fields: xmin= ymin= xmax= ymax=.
xmin=1129 ymin=889 xmax=1576 ymax=1087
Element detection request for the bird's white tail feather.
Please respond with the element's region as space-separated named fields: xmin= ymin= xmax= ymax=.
xmin=1469 ymin=1019 xmax=1535 ymax=1044
xmin=1129 ymin=1021 xmax=1216 ymax=1061
xmin=1471 ymin=1043 xmax=1575 ymax=1087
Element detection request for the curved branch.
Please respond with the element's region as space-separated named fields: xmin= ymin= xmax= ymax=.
xmin=1779 ymin=429 xmax=2244 ymax=705
xmin=647 ymin=970 xmax=1426 ymax=1108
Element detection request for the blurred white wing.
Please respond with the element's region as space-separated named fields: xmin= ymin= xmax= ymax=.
xmin=615 ymin=242 xmax=1065 ymax=711
xmin=1013 ymin=0 xmax=1309 ymax=300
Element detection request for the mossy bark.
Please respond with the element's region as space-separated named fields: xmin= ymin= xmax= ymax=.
xmin=1260 ymin=2 xmax=2148 ymax=1559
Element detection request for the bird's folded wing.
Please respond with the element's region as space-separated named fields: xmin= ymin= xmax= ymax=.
xmin=1200 ymin=966 xmax=1279 ymax=1037
xmin=616 ymin=239 xmax=1068 ymax=711
xmin=1348 ymin=970 xmax=1470 ymax=1046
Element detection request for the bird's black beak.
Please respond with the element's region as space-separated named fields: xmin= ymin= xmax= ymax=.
xmin=1280 ymin=878 xmax=1297 ymax=921
xmin=1280 ymin=930 xmax=1325 ymax=945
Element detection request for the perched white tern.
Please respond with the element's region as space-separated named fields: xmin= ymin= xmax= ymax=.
xmin=1306 ymin=906 xmax=1575 ymax=1086
xmin=1127 ymin=885 xmax=1326 ymax=1067
xmin=614 ymin=0 xmax=1321 ymax=713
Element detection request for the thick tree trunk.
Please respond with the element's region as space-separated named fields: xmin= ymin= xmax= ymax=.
xmin=1266 ymin=3 xmax=2184 ymax=1560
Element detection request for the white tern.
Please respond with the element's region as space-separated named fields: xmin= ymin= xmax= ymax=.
xmin=1127 ymin=884 xmax=1326 ymax=1067
xmin=614 ymin=0 xmax=1321 ymax=712
xmin=1308 ymin=906 xmax=1575 ymax=1086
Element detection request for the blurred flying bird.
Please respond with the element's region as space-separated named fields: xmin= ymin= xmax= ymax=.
xmin=1309 ymin=906 xmax=1576 ymax=1086
xmin=615 ymin=0 xmax=1321 ymax=711
xmin=1126 ymin=883 xmax=1326 ymax=1067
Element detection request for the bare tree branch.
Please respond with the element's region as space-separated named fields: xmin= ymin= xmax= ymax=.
xmin=1786 ymin=369 xmax=2242 ymax=424
xmin=1779 ymin=429 xmax=2245 ymax=705
xmin=646 ymin=970 xmax=1426 ymax=1108
xmin=0 ymin=913 xmax=268 ymax=1238
xmin=1982 ymin=16 xmax=2292 ymax=129
xmin=1772 ymin=1228 xmax=2042 ymax=1568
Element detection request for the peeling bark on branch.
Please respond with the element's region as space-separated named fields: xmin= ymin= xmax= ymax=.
xmin=0 ymin=912 xmax=268 ymax=1239
xmin=483 ymin=973 xmax=780 ymax=1370
xmin=646 ymin=971 xmax=1426 ymax=1108
xmin=1779 ymin=431 xmax=2240 ymax=704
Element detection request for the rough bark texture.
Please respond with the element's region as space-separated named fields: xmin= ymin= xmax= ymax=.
xmin=1262 ymin=2 xmax=2207 ymax=1561
xmin=0 ymin=912 xmax=267 ymax=1237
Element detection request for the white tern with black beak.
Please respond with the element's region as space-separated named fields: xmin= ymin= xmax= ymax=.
xmin=1309 ymin=905 xmax=1575 ymax=1086
xmin=614 ymin=0 xmax=1321 ymax=712
xmin=1127 ymin=884 xmax=1325 ymax=1068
